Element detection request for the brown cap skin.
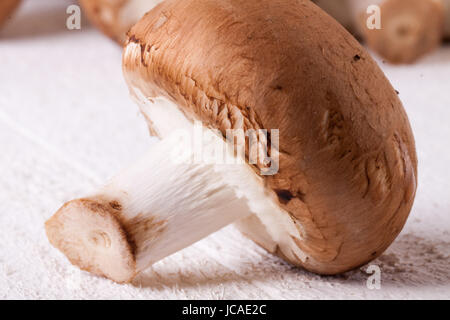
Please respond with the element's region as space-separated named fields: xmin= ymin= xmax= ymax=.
xmin=0 ymin=0 xmax=21 ymax=27
xmin=123 ymin=0 xmax=417 ymax=275
xmin=362 ymin=0 xmax=444 ymax=64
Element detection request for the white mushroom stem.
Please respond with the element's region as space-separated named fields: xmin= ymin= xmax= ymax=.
xmin=46 ymin=97 xmax=304 ymax=282
xmin=97 ymin=129 xmax=262 ymax=271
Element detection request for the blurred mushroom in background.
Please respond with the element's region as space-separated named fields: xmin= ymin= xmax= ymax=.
xmin=0 ymin=0 xmax=21 ymax=28
xmin=313 ymin=0 xmax=450 ymax=64
xmin=79 ymin=0 xmax=164 ymax=45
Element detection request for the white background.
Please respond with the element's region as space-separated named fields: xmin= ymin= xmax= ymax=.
xmin=0 ymin=0 xmax=449 ymax=299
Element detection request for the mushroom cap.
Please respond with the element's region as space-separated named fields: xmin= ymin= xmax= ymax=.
xmin=79 ymin=0 xmax=164 ymax=45
xmin=123 ymin=0 xmax=417 ymax=274
xmin=363 ymin=0 xmax=444 ymax=64
xmin=0 ymin=0 xmax=21 ymax=27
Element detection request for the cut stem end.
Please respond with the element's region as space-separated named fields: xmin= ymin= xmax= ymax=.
xmin=45 ymin=198 xmax=137 ymax=283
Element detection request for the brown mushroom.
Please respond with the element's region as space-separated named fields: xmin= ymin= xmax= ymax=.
xmin=313 ymin=0 xmax=449 ymax=64
xmin=361 ymin=0 xmax=445 ymax=64
xmin=0 ymin=0 xmax=21 ymax=28
xmin=46 ymin=0 xmax=418 ymax=283
xmin=79 ymin=0 xmax=164 ymax=45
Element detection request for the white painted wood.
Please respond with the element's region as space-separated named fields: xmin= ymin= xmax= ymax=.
xmin=0 ymin=0 xmax=449 ymax=299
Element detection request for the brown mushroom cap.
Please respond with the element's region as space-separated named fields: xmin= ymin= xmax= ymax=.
xmin=363 ymin=0 xmax=444 ymax=64
xmin=123 ymin=0 xmax=418 ymax=275
xmin=0 ymin=0 xmax=21 ymax=27
xmin=79 ymin=0 xmax=163 ymax=45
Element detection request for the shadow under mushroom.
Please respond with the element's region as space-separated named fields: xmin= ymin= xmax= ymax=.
xmin=133 ymin=229 xmax=449 ymax=294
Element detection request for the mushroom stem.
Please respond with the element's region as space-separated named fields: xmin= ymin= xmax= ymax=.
xmin=45 ymin=109 xmax=298 ymax=282
xmin=94 ymin=130 xmax=258 ymax=270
